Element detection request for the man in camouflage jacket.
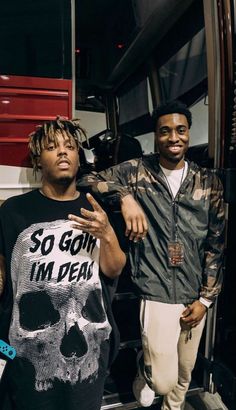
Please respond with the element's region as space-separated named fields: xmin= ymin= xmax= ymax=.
xmin=78 ymin=101 xmax=225 ymax=410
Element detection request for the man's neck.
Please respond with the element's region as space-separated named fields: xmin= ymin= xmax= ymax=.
xmin=40 ymin=182 xmax=79 ymax=201
xmin=159 ymin=157 xmax=185 ymax=170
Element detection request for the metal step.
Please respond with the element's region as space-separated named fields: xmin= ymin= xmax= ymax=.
xmin=101 ymin=391 xmax=162 ymax=409
xmin=102 ymin=361 xmax=211 ymax=410
xmin=101 ymin=388 xmax=229 ymax=410
xmin=101 ymin=386 xmax=207 ymax=410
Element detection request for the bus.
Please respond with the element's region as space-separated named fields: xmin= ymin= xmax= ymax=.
xmin=0 ymin=1 xmax=235 ymax=409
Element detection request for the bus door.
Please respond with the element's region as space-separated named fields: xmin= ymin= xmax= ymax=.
xmin=75 ymin=1 xmax=236 ymax=409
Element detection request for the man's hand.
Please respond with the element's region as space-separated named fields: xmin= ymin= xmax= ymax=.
xmin=68 ymin=193 xmax=113 ymax=241
xmin=121 ymin=194 xmax=148 ymax=242
xmin=181 ymin=300 xmax=207 ymax=328
xmin=68 ymin=193 xmax=126 ymax=278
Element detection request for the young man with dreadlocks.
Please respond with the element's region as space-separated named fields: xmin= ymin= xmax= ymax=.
xmin=78 ymin=101 xmax=225 ymax=409
xmin=0 ymin=117 xmax=126 ymax=410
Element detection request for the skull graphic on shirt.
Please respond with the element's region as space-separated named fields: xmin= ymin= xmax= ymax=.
xmin=9 ymin=220 xmax=111 ymax=391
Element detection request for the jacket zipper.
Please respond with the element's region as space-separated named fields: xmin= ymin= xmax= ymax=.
xmin=171 ymin=200 xmax=177 ymax=303
xmin=154 ymin=174 xmax=178 ymax=303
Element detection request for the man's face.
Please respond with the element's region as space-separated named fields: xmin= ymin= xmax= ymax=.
xmin=155 ymin=113 xmax=190 ymax=169
xmin=38 ymin=132 xmax=79 ymax=185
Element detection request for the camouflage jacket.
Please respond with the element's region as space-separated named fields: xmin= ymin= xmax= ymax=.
xmin=78 ymin=154 xmax=225 ymax=304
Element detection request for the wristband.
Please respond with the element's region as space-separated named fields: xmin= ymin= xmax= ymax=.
xmin=0 ymin=339 xmax=16 ymax=360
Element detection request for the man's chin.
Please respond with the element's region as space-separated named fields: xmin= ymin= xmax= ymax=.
xmin=55 ymin=176 xmax=74 ymax=186
xmin=171 ymin=156 xmax=183 ymax=163
xmin=166 ymin=154 xmax=184 ymax=164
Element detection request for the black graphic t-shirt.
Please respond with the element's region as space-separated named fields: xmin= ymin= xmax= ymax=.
xmin=0 ymin=190 xmax=111 ymax=410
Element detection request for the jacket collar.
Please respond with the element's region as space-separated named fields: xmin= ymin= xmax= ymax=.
xmin=142 ymin=153 xmax=199 ymax=176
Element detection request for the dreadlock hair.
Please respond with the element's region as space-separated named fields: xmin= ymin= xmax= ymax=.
xmin=28 ymin=116 xmax=88 ymax=174
xmin=152 ymin=100 xmax=192 ymax=131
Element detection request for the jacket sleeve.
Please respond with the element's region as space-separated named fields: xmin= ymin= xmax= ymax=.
xmin=200 ymin=173 xmax=225 ymax=302
xmin=77 ymin=159 xmax=139 ymax=209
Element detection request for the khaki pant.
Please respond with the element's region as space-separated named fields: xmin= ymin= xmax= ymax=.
xmin=140 ymin=300 xmax=206 ymax=410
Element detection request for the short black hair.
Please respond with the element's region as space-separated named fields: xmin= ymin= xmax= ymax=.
xmin=152 ymin=100 xmax=192 ymax=131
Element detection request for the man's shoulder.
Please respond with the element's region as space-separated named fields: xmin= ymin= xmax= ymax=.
xmin=114 ymin=157 xmax=143 ymax=170
xmin=116 ymin=154 xmax=159 ymax=179
xmin=192 ymin=161 xmax=220 ymax=174
xmin=189 ymin=161 xmax=223 ymax=187
xmin=1 ymin=190 xmax=38 ymax=210
xmin=141 ymin=152 xmax=159 ymax=165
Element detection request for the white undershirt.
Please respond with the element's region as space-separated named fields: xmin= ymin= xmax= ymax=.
xmin=160 ymin=161 xmax=188 ymax=198
xmin=159 ymin=161 xmax=212 ymax=309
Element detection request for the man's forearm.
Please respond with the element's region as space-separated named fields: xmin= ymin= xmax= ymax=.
xmin=99 ymin=226 xmax=126 ymax=278
xmin=77 ymin=164 xmax=133 ymax=205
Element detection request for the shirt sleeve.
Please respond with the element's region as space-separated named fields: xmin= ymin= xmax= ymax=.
xmin=200 ymin=172 xmax=225 ymax=302
xmin=199 ymin=297 xmax=212 ymax=308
